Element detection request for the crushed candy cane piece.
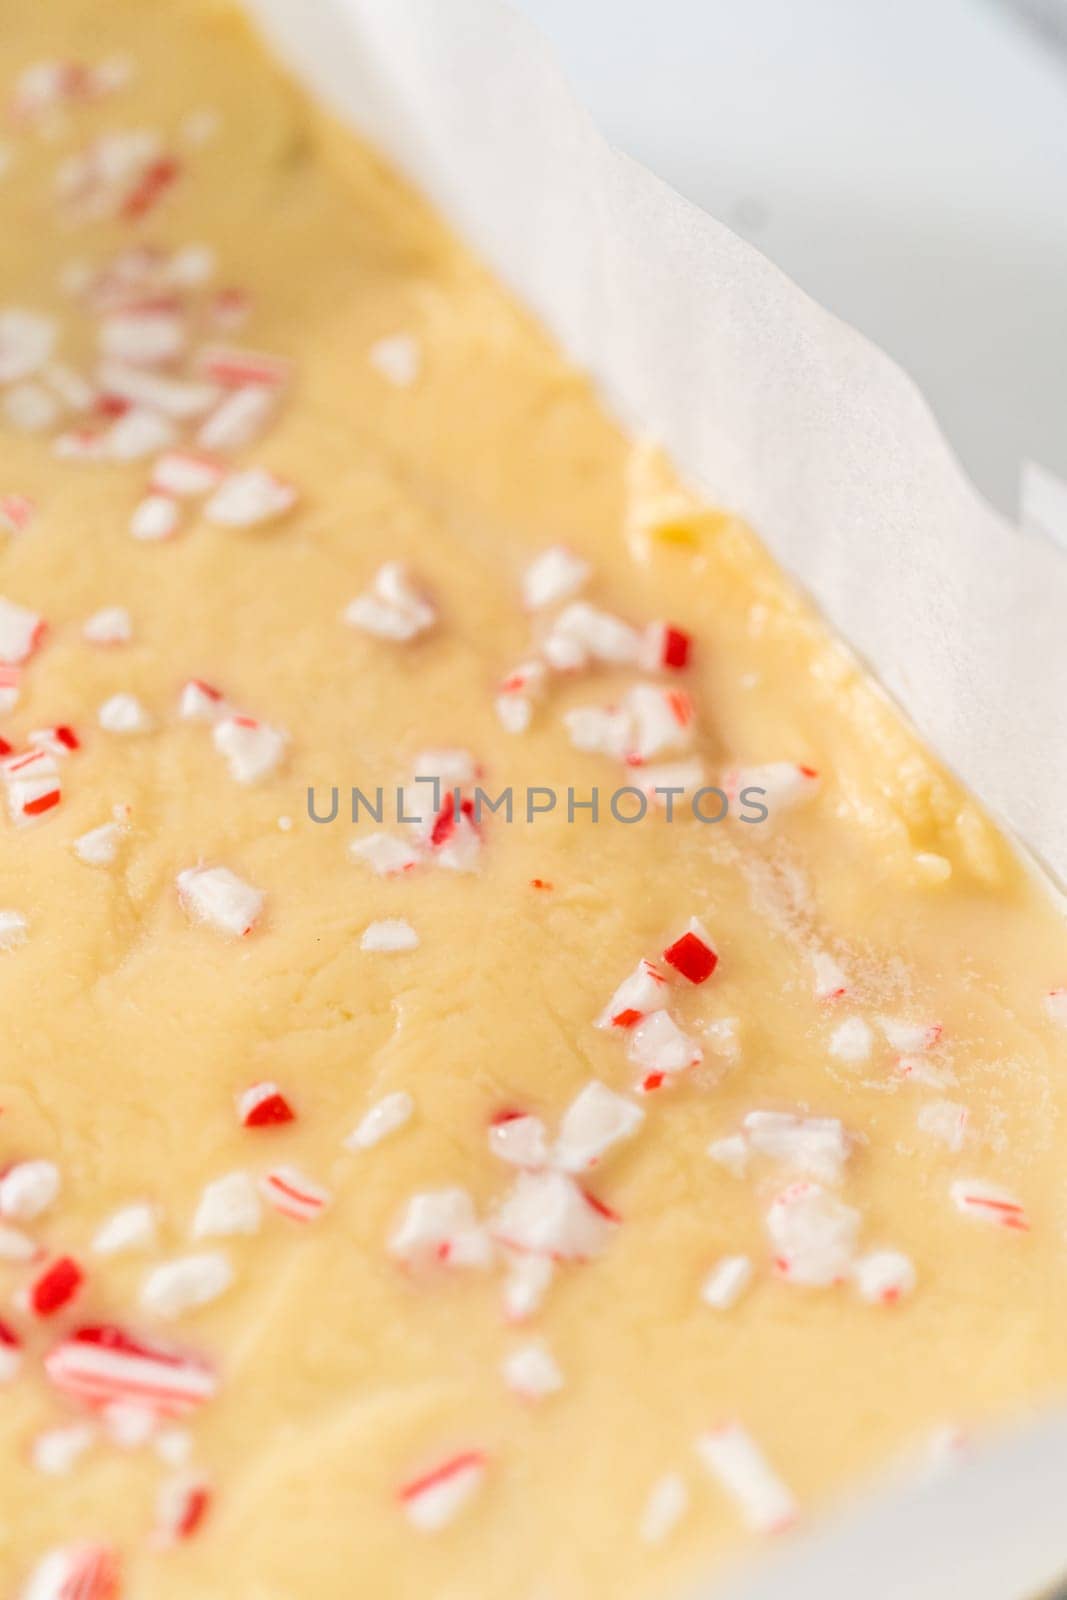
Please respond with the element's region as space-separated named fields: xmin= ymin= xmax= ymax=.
xmin=878 ymin=1015 xmax=942 ymax=1053
xmin=99 ymin=309 xmax=185 ymax=366
xmin=829 ymin=1016 xmax=873 ymax=1064
xmin=638 ymin=758 xmax=705 ymax=800
xmin=707 ymin=1134 xmax=749 ymax=1178
xmin=390 ymin=1188 xmax=492 ymax=1270
xmin=213 ymin=714 xmax=287 ymax=783
xmin=193 ymin=1172 xmax=262 ymax=1239
xmin=0 ymin=494 xmax=35 ymax=536
xmin=362 ymin=918 xmax=419 ymax=953
xmin=178 ymin=678 xmax=226 ymax=722
xmin=2 ymin=748 xmax=61 ymax=825
xmin=623 ymin=683 xmax=696 ymax=762
xmin=640 ymin=621 xmax=692 ymax=672
xmin=154 ymin=1475 xmax=211 ymax=1545
xmin=852 ymin=1249 xmax=916 ymax=1305
xmin=83 ymin=606 xmax=131 ymax=645
xmin=662 ymin=918 xmax=718 ymax=985
xmin=766 ymin=1182 xmax=860 ymax=1286
xmin=346 ymin=1091 xmax=415 ymax=1150
xmin=74 ymin=821 xmax=124 ymax=867
xmin=639 ymin=1473 xmax=690 ymax=1545
xmin=259 ymin=1166 xmax=331 ymax=1223
xmin=743 ymin=1111 xmax=850 ymax=1184
xmin=0 ymin=307 xmax=55 ymax=385
xmin=812 ymin=950 xmax=848 ymax=1000
xmin=564 ymin=704 xmax=632 ymax=761
xmin=0 ymin=664 xmax=20 ymax=715
xmin=105 ymin=406 xmax=178 ymax=461
xmin=197 ymin=384 xmax=277 ymax=452
xmin=399 ymin=1450 xmax=487 ymax=1532
xmin=130 ymin=492 xmax=180 ymax=542
xmin=238 ymin=1081 xmax=295 ymax=1127
xmin=151 ymin=450 xmax=225 ymax=497
xmin=501 ymin=1340 xmax=563 ymax=1400
xmin=495 ymin=658 xmax=546 ymax=734
xmin=195 ymin=345 xmax=290 ymax=389
xmin=92 ymin=1204 xmax=157 ymax=1256
xmin=140 ymin=1253 xmax=232 ymax=1319
xmin=493 ymin=1170 xmax=617 ymax=1261
xmin=542 ymin=601 xmax=641 ymax=670
xmin=27 ymin=1256 xmax=85 ymax=1318
xmin=502 ymin=1253 xmax=554 ymax=1321
xmin=28 ymin=724 xmax=80 ymax=756
xmin=0 ymin=1160 xmax=60 ymax=1221
xmin=33 ymin=1422 xmax=96 ymax=1477
xmin=349 ymin=832 xmax=420 ymax=876
xmin=553 ymin=1082 xmax=644 ymax=1171
xmin=177 ymin=865 xmax=263 ymax=937
xmin=0 ymin=595 xmax=45 ymax=664
xmin=45 ymin=1325 xmax=217 ymax=1415
xmin=344 ymin=562 xmax=436 ymax=642
xmin=369 ymin=332 xmax=421 ymax=388
xmin=697 ymin=1423 xmax=797 ymax=1534
xmin=98 ymin=692 xmax=152 ymax=733
xmin=918 ymin=1099 xmax=968 ymax=1152
xmin=628 ymin=1009 xmax=702 ymax=1087
xmin=489 ymin=1111 xmax=549 ymax=1169
xmin=522 ymin=545 xmax=590 ymax=611
xmin=950 ymin=1179 xmax=1028 ymax=1231
xmin=0 ymin=908 xmax=29 ymax=951
xmin=596 ymin=958 xmax=669 ymax=1030
xmin=724 ymin=761 xmax=819 ymax=817
xmin=17 ymin=1542 xmax=120 ymax=1600
xmin=204 ymin=467 xmax=296 ymax=528
xmin=701 ymin=1255 xmax=753 ymax=1311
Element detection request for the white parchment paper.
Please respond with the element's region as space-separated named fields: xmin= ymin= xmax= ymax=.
xmin=239 ymin=1 xmax=1067 ymax=1593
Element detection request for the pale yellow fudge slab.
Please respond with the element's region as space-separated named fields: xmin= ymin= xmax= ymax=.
xmin=3 ymin=4 xmax=1067 ymax=1598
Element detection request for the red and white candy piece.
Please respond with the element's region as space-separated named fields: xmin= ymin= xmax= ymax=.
xmin=389 ymin=1188 xmax=492 ymax=1270
xmin=743 ymin=1111 xmax=850 ymax=1185
xmin=177 ymin=865 xmax=263 ymax=937
xmin=154 ymin=1475 xmax=211 ymax=1545
xmin=204 ymin=467 xmax=297 ymax=528
xmin=345 ymin=1091 xmax=415 ymax=1151
xmin=193 ymin=1172 xmax=261 ymax=1239
xmin=501 ymin=1340 xmax=563 ymax=1401
xmin=492 ymin=1171 xmax=617 ymax=1262
xmin=662 ymin=918 xmax=718 ymax=985
xmin=238 ymin=1081 xmax=295 ymax=1128
xmin=521 ymin=546 xmax=590 ymax=612
xmin=213 ymin=714 xmax=287 ymax=784
xmin=639 ymin=1473 xmax=690 ymax=1545
xmin=83 ymin=606 xmax=132 ymax=645
xmin=828 ymin=1016 xmax=873 ymax=1065
xmin=129 ymin=492 xmax=180 ymax=542
xmin=178 ymin=678 xmax=226 ymax=722
xmin=259 ymin=1166 xmax=331 ymax=1223
xmin=197 ymin=385 xmax=278 ymax=453
xmin=552 ymin=1082 xmax=644 ymax=1172
xmin=17 ymin=1542 xmax=120 ymax=1600
xmin=344 ymin=562 xmax=436 ymax=642
xmin=950 ymin=1179 xmax=1029 ymax=1232
xmin=11 ymin=54 xmax=131 ymax=120
xmin=0 ymin=595 xmax=45 ymax=664
xmin=45 ymin=1325 xmax=217 ymax=1415
xmin=541 ymin=602 xmax=641 ymax=670
xmin=0 ymin=1159 xmax=60 ymax=1221
xmin=723 ymin=761 xmax=819 ymax=817
xmin=640 ymin=621 xmax=692 ymax=673
xmin=766 ymin=1181 xmax=860 ymax=1287
xmin=696 ymin=1423 xmax=797 ymax=1535
xmin=623 ymin=683 xmax=695 ymax=763
xmin=595 ymin=958 xmax=669 ymax=1030
xmin=851 ymin=1249 xmax=916 ymax=1306
xmin=361 ymin=918 xmax=419 ymax=953
xmin=0 ymin=1318 xmax=22 ymax=1383
xmin=74 ymin=820 xmax=125 ymax=868
xmin=0 ymin=307 xmax=56 ymax=385
xmin=2 ymin=748 xmax=61 ymax=824
xmin=488 ymin=1111 xmax=549 ymax=1170
xmin=151 ymin=450 xmax=226 ymax=498
xmin=0 ymin=494 xmax=35 ymax=537
xmin=398 ymin=1450 xmax=487 ymax=1533
xmin=98 ymin=691 xmax=153 ymax=733
xmin=701 ymin=1255 xmax=753 ymax=1312
xmin=495 ymin=659 xmax=546 ymax=735
xmin=28 ymin=725 xmax=80 ymax=757
xmin=811 ymin=949 xmax=848 ymax=1001
xmin=628 ymin=1010 xmax=703 ymax=1090
xmin=140 ymin=1252 xmax=232 ymax=1319
xmin=877 ymin=1015 xmax=943 ymax=1054
xmin=92 ymin=1203 xmax=158 ymax=1257
xmin=348 ymin=833 xmax=420 ymax=877
xmin=0 ymin=909 xmax=29 ymax=952
xmin=194 ymin=345 xmax=290 ymax=390
xmin=0 ymin=663 xmax=21 ymax=714
xmin=368 ymin=333 xmax=421 ymax=389
xmin=917 ymin=1099 xmax=968 ymax=1152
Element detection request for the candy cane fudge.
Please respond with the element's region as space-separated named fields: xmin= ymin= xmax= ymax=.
xmin=3 ymin=4 xmax=1067 ymax=1599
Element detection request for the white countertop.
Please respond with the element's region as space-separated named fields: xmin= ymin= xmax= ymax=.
xmin=512 ymin=0 xmax=1067 ymax=517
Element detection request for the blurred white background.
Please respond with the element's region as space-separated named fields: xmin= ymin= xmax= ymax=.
xmin=512 ymin=0 xmax=1067 ymax=517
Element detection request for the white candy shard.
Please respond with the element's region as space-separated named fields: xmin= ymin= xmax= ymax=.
xmin=345 ymin=1091 xmax=414 ymax=1151
xmin=83 ymin=605 xmax=132 ymax=645
xmin=177 ymin=865 xmax=263 ymax=937
xmin=74 ymin=821 xmax=123 ymax=867
xmin=0 ymin=1160 xmax=60 ymax=1222
xmin=623 ymin=683 xmax=696 ymax=763
xmin=563 ymin=704 xmax=632 ymax=761
xmin=193 ymin=1172 xmax=261 ymax=1239
xmin=0 ymin=594 xmax=44 ymax=663
xmin=92 ymin=1203 xmax=157 ymax=1256
xmin=639 ymin=1472 xmax=690 ymax=1545
xmin=33 ymin=1422 xmax=96 ymax=1477
xmin=765 ymin=1182 xmax=860 ymax=1287
xmin=399 ymin=1451 xmax=487 ymax=1532
xmin=917 ymin=1099 xmax=968 ymax=1152
xmin=369 ymin=333 xmax=421 ymax=388
xmin=361 ymin=918 xmax=419 ymax=953
xmin=348 ymin=832 xmax=420 ymax=877
xmin=140 ymin=1253 xmax=233 ymax=1319
xmin=344 ymin=561 xmax=435 ymax=642
xmin=492 ymin=1170 xmax=616 ymax=1261
xmin=553 ymin=1082 xmax=644 ymax=1172
xmin=178 ymin=678 xmax=226 ymax=722
xmin=488 ymin=1114 xmax=549 ymax=1170
xmin=0 ymin=308 xmax=56 ymax=384
xmin=742 ymin=1111 xmax=850 ymax=1184
xmin=389 ymin=1188 xmax=492 ymax=1270
xmin=204 ymin=467 xmax=296 ymax=527
xmin=151 ymin=450 xmax=225 ymax=497
xmin=129 ymin=492 xmax=180 ymax=542
xmin=502 ymin=1253 xmax=554 ymax=1322
xmin=197 ymin=384 xmax=276 ymax=452
xmin=726 ymin=761 xmax=819 ymax=817
xmin=701 ymin=1255 xmax=753 ymax=1311
xmin=0 ymin=908 xmax=29 ymax=951
xmin=596 ymin=959 xmax=669 ymax=1030
xmin=522 ymin=545 xmax=590 ymax=611
xmin=213 ymin=714 xmax=287 ymax=784
xmin=707 ymin=1134 xmax=749 ymax=1178
xmin=628 ymin=1009 xmax=702 ymax=1083
xmin=98 ymin=691 xmax=152 ymax=733
xmin=501 ymin=1340 xmax=564 ymax=1401
xmin=851 ymin=1249 xmax=916 ymax=1306
xmin=878 ymin=1015 xmax=942 ymax=1053
xmin=99 ymin=310 xmax=185 ymax=366
xmin=828 ymin=1016 xmax=873 ymax=1064
xmin=697 ymin=1423 xmax=797 ymax=1534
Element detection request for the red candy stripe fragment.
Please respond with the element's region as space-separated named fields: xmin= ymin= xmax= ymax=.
xmin=259 ymin=1166 xmax=331 ymax=1222
xmin=238 ymin=1082 xmax=296 ymax=1128
xmin=662 ymin=919 xmax=718 ymax=985
xmin=398 ymin=1450 xmax=488 ymax=1532
xmin=28 ymin=1256 xmax=84 ymax=1317
xmin=17 ymin=1541 xmax=121 ymax=1600
xmin=44 ymin=1325 xmax=217 ymax=1415
xmin=154 ymin=1476 xmax=212 ymax=1545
